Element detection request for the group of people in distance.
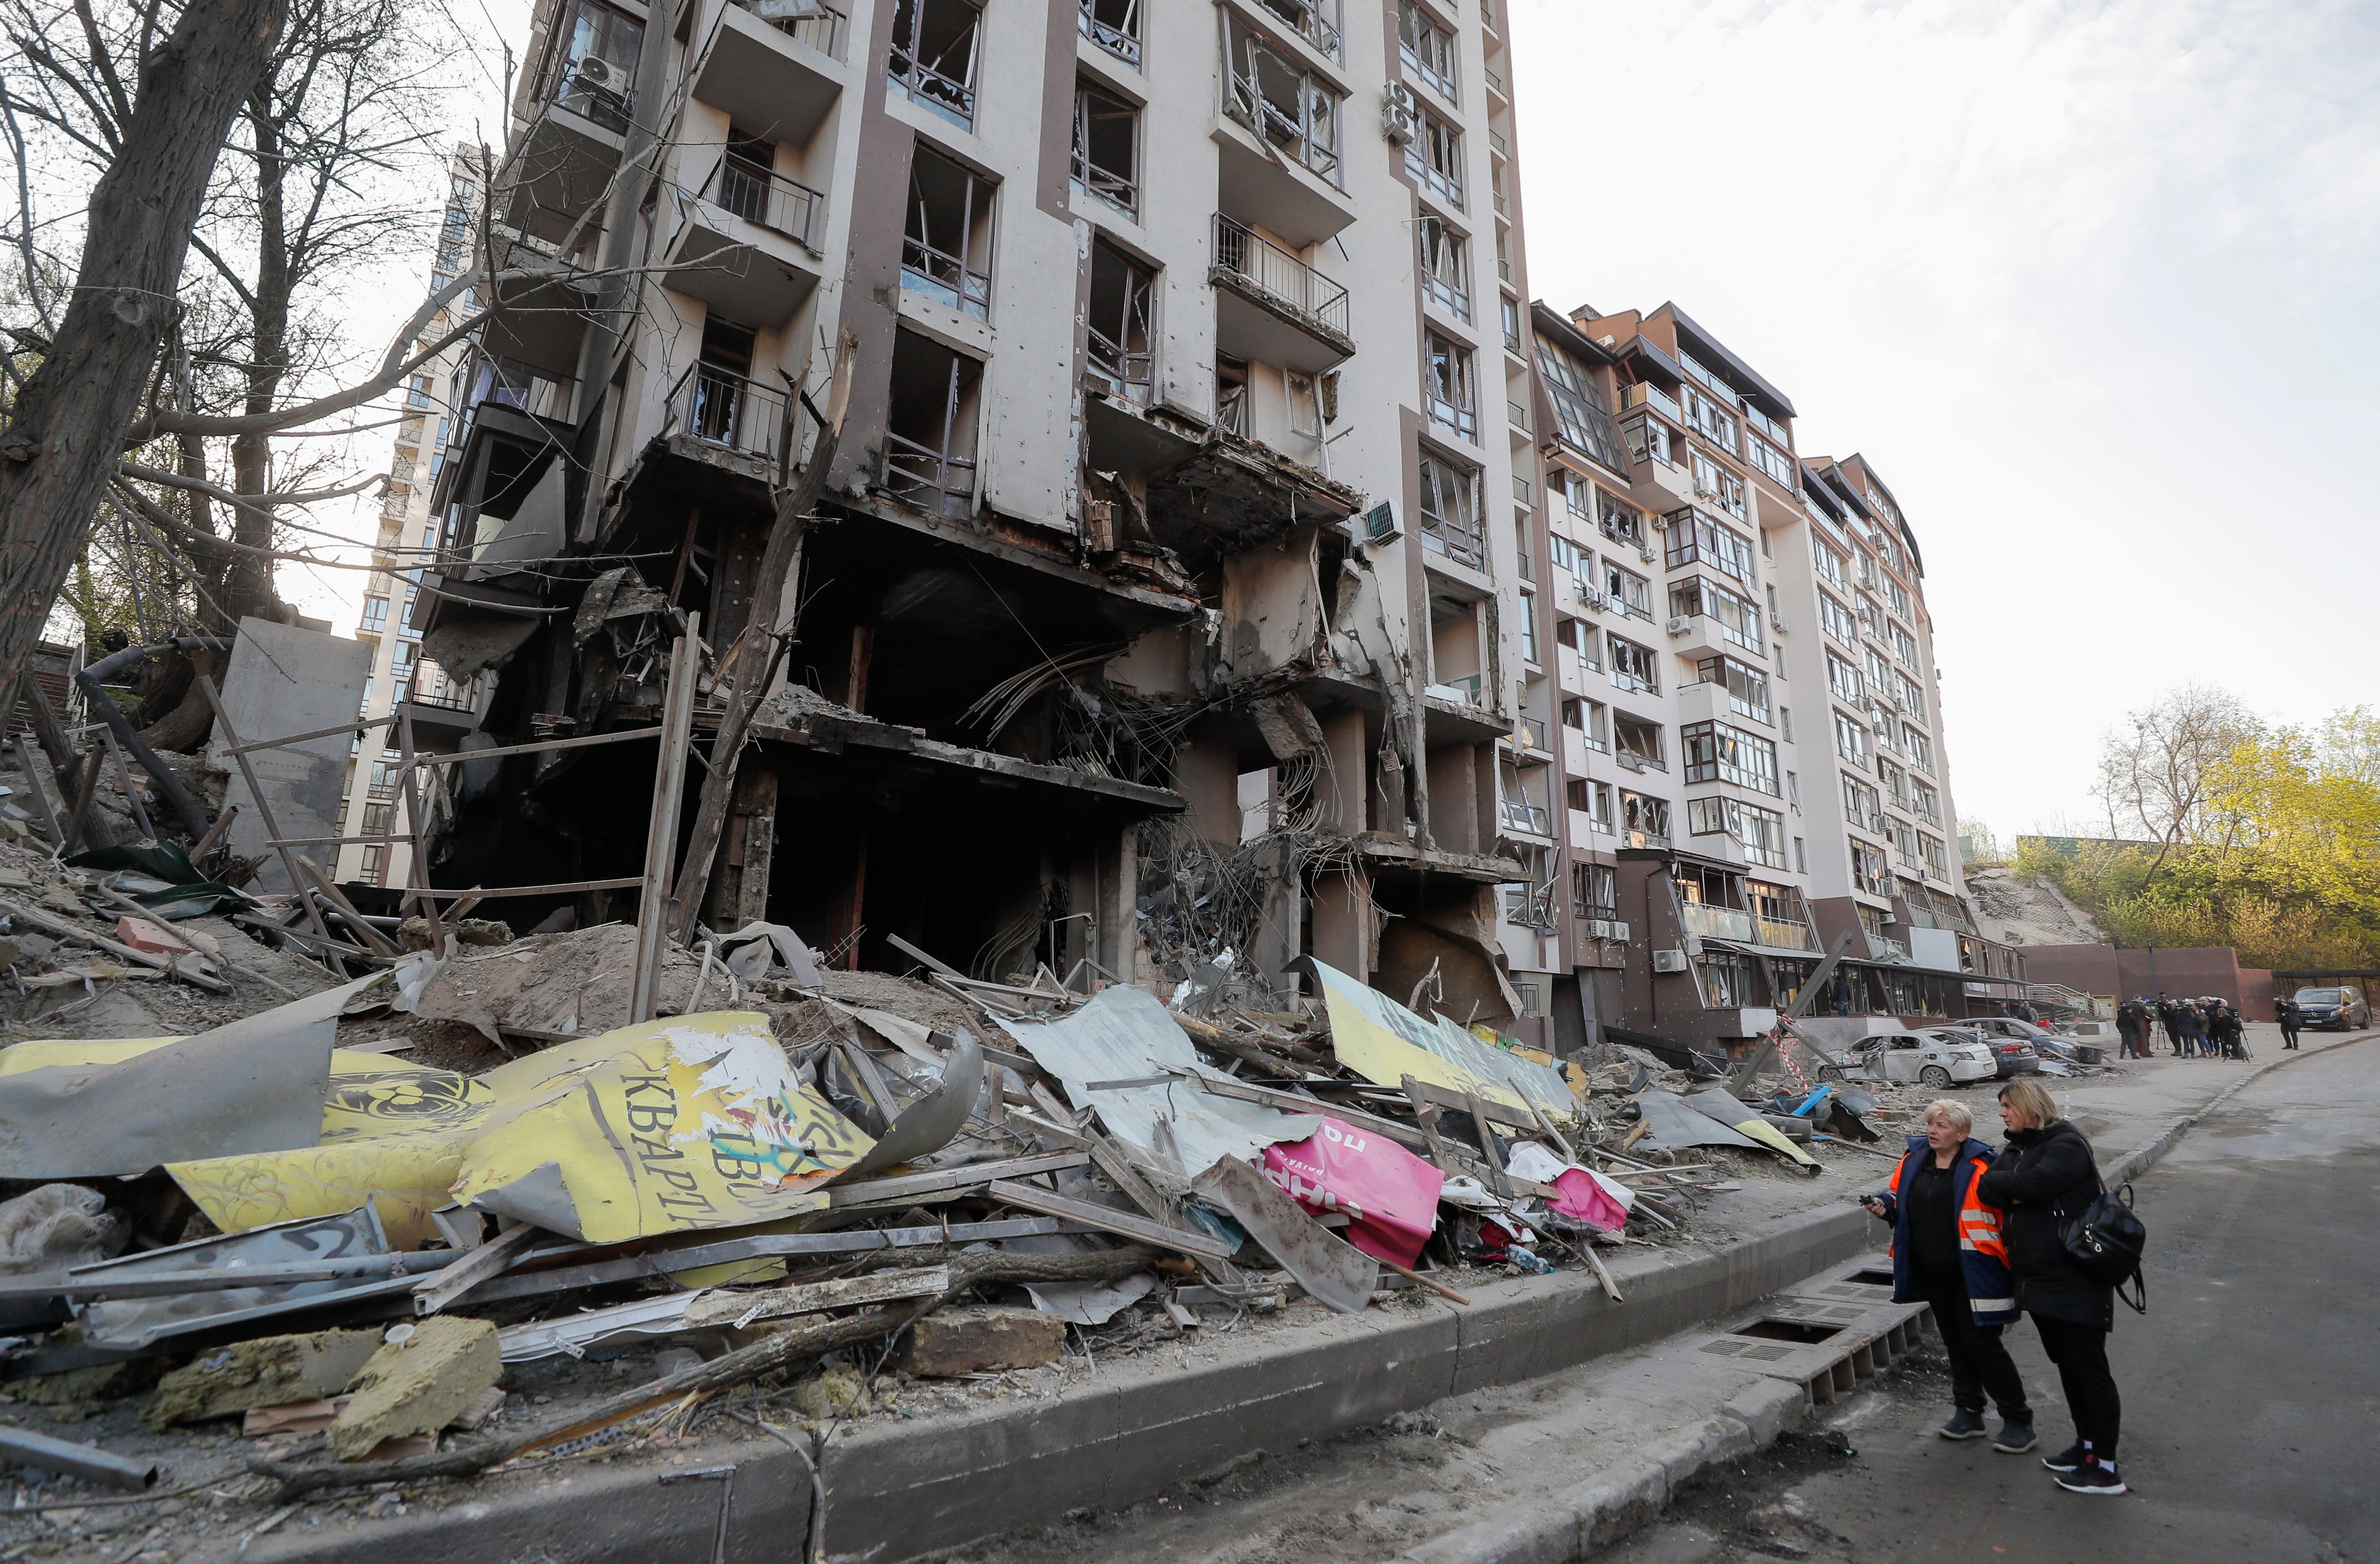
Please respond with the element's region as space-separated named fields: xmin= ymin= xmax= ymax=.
xmin=2114 ymin=996 xmax=2246 ymax=1060
xmin=1863 ymin=1082 xmax=2130 ymax=1495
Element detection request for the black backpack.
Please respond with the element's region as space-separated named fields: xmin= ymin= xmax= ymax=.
xmin=2063 ymin=1180 xmax=2148 ymax=1314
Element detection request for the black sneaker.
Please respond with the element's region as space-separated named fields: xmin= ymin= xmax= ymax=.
xmin=2040 ymin=1442 xmax=2086 ymax=1473
xmin=2055 ymin=1458 xmax=2127 ymax=1495
xmin=1937 ymin=1408 xmax=1989 ymax=1440
xmin=1992 ymin=1419 xmax=2037 ymax=1454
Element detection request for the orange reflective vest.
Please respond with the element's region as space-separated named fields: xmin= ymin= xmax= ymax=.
xmin=1880 ymin=1138 xmax=2016 ymax=1324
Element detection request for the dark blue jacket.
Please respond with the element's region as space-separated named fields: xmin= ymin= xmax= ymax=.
xmin=1869 ymin=1135 xmax=2017 ymax=1325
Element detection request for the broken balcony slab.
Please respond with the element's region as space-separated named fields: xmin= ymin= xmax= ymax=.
xmin=748 ymin=712 xmax=1186 ymax=817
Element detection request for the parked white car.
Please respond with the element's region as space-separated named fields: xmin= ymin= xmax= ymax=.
xmin=1830 ymin=1028 xmax=1997 ymax=1087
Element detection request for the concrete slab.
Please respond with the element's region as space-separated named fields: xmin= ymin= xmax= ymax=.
xmin=208 ymin=618 xmax=372 ymax=895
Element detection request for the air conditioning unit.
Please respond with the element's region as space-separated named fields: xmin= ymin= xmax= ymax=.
xmin=1769 ymin=615 xmax=1789 ymax=635
xmin=1363 ymin=499 xmax=1399 ymax=543
xmin=1636 ymin=543 xmax=1655 ymax=563
xmin=1682 ymin=933 xmax=1704 ymax=956
xmin=1576 ymin=586 xmax=1609 ymax=611
xmin=573 ymin=54 xmax=615 ymax=87
xmin=1583 ymin=918 xmax=1613 ymax=939
xmin=1652 ymin=948 xmax=1689 ymax=974
xmin=1381 ymin=83 xmax=1418 ymax=145
xmin=1665 ymin=615 xmax=1693 ymax=636
xmin=1609 ymin=921 xmax=1630 ymax=941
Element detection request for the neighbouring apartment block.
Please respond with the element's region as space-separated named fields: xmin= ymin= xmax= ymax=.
xmin=1507 ymin=300 xmax=2028 ymax=1056
xmin=331 ymin=152 xmax=487 ymax=891
xmin=385 ymin=0 xmax=2015 ymax=1052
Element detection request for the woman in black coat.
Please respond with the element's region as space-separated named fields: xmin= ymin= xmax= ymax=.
xmin=1975 ymin=1078 xmax=2128 ymax=1495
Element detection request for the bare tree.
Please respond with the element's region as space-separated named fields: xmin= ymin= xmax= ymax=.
xmin=0 ymin=0 xmax=290 ymax=708
xmin=2091 ymin=685 xmax=2259 ymax=880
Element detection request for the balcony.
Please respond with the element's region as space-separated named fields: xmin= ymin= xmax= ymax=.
xmin=1510 ymin=714 xmax=1548 ymax=752
xmin=1255 ymin=0 xmax=1340 ymax=60
xmin=398 ymin=659 xmax=488 ymax=738
xmin=693 ymin=0 xmax=848 ymax=148
xmin=505 ymin=60 xmax=631 ymax=242
xmin=660 ymin=153 xmax=826 ymax=326
xmin=1215 ymin=21 xmax=1354 ymax=248
xmin=668 ymin=362 xmax=790 ymax=470
xmin=1209 ymin=215 xmax=1353 ymax=373
xmin=1752 ymin=914 xmax=1817 ymax=952
xmin=1678 ymin=901 xmax=1756 ymax=944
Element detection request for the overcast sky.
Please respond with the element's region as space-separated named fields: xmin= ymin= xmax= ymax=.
xmin=1509 ymin=0 xmax=2380 ymax=838
xmin=298 ymin=0 xmax=2380 ymax=839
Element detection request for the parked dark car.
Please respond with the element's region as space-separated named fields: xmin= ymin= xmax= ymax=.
xmin=1941 ymin=1023 xmax=2041 ymax=1077
xmin=2293 ymin=986 xmax=2372 ymax=1030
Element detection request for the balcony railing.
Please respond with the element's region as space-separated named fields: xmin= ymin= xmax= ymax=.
xmin=732 ymin=0 xmax=845 ymax=57
xmin=1085 ymin=326 xmax=1152 ymax=404
xmin=1678 ymin=901 xmax=1756 ymax=943
xmin=1619 ymin=381 xmax=1681 ymax=421
xmin=403 ymin=660 xmax=485 ymax=713
xmin=883 ymin=430 xmax=977 ymax=521
xmin=1211 ymin=214 xmax=1349 ymax=339
xmin=670 ymin=361 xmax=788 ymax=463
xmin=1753 ymin=914 xmax=1816 ymax=951
xmin=1513 ymin=715 xmax=1547 ymax=750
xmin=1256 ymin=0 xmax=1340 ymax=60
xmin=704 ymin=151 xmax=824 ymax=246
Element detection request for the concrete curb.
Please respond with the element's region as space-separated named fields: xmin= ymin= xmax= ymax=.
xmin=1387 ymin=1027 xmax=2380 ymax=1564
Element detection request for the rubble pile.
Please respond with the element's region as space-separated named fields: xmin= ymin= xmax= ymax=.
xmin=0 ymin=867 xmax=1869 ymax=1537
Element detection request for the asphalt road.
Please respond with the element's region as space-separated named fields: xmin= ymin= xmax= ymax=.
xmin=1607 ymin=1034 xmax=2380 ymax=1564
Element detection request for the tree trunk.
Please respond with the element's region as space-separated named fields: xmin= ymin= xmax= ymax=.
xmin=224 ymin=97 xmax=291 ymax=626
xmin=0 ymin=0 xmax=288 ymax=707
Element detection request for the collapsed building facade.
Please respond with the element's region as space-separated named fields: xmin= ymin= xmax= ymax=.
xmin=402 ymin=0 xmax=1542 ymax=1021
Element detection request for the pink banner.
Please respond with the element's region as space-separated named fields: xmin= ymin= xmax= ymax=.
xmin=1262 ymin=1118 xmax=1445 ymax=1268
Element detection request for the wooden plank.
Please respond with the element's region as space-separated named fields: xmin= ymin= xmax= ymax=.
xmin=985 ymin=1180 xmax=1239 ymax=1260
xmin=412 ymin=1222 xmax=543 ymax=1315
xmin=824 ymin=1149 xmax=1087 ymax=1207
xmin=1402 ymin=1075 xmax=1543 ymax=1136
xmin=681 ymin=1266 xmax=950 ymax=1329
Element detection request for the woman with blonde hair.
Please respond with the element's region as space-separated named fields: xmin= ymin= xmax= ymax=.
xmin=1862 ymin=1098 xmax=2031 ymax=1451
xmin=1977 ymin=1078 xmax=2127 ymax=1495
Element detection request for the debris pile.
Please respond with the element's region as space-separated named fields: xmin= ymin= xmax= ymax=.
xmin=0 ymin=887 xmax=1856 ymax=1524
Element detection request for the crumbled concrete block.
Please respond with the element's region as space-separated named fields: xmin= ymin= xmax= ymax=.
xmin=149 ymin=1328 xmax=384 ymax=1429
xmin=902 ymin=1305 xmax=1063 ymax=1377
xmin=329 ymin=1316 xmax=500 ymax=1460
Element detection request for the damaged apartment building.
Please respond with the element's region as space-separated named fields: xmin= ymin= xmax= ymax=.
xmin=399 ymin=0 xmax=1547 ymax=1022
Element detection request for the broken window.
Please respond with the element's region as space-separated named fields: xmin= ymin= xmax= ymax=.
xmin=1417 ymin=214 xmax=1469 ymax=321
xmin=1614 ymin=716 xmax=1664 ymax=770
xmin=1225 ymin=18 xmax=1341 ymax=184
xmin=1397 ymin=0 xmax=1457 ymax=100
xmin=1071 ymin=80 xmax=1139 ymax=216
xmin=1598 ymin=488 xmax=1646 ymax=549
xmin=888 ymin=0 xmax=980 ymax=130
xmin=1414 ymin=448 xmax=1482 ymax=569
xmin=1215 ymin=355 xmax=1250 ymax=435
xmin=1697 ymin=656 xmax=1770 ymax=723
xmin=1084 ymin=242 xmax=1154 ymax=403
xmin=1573 ymin=860 xmax=1617 ymax=919
xmin=1404 ymin=105 xmax=1462 ymax=206
xmin=903 ymin=144 xmax=993 ymax=319
xmin=1287 ymin=369 xmax=1322 ymax=438
xmin=1258 ymin=0 xmax=1340 ymax=58
xmin=1422 ymin=331 xmax=1476 ymax=440
xmin=1681 ymin=721 xmax=1779 ymax=796
xmin=1078 ymin=0 xmax=1139 ymax=66
xmin=1607 ymin=635 xmax=1657 ymax=694
xmin=1620 ymin=789 xmax=1670 ymax=843
xmin=1537 ymin=341 xmax=1627 ymax=473
xmin=883 ymin=328 xmax=982 ymax=519
xmin=1620 ymin=412 xmax=1672 ymax=466
xmin=1852 ymin=841 xmax=1892 ymax=897
xmin=548 ymin=0 xmax=642 ymax=130
xmin=1601 ymin=559 xmax=1650 ymax=619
